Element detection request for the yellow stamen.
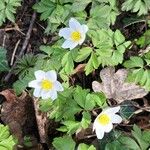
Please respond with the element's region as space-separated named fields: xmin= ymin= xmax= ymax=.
xmin=97 ymin=114 xmax=110 ymax=126
xmin=71 ymin=31 xmax=81 ymax=41
xmin=41 ymin=79 xmax=53 ymax=90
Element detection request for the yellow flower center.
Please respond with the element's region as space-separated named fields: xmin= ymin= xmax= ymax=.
xmin=71 ymin=31 xmax=81 ymax=41
xmin=41 ymin=79 xmax=53 ymax=90
xmin=98 ymin=114 xmax=110 ymax=126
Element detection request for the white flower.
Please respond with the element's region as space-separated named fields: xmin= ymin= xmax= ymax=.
xmin=59 ymin=18 xmax=88 ymax=50
xmin=28 ymin=70 xmax=64 ymax=100
xmin=93 ymin=106 xmax=122 ymax=139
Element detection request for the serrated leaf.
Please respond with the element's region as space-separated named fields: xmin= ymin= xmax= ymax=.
xmin=124 ymin=56 xmax=144 ymax=68
xmin=71 ymin=0 xmax=91 ymax=12
xmin=85 ymin=94 xmax=96 ymax=110
xmin=75 ymin=47 xmax=92 ymax=62
xmin=77 ymin=143 xmax=96 ymax=150
xmin=119 ymin=136 xmax=141 ymax=150
xmin=0 ymin=124 xmax=16 ymax=150
xmin=81 ymin=111 xmax=91 ymax=129
xmin=52 ymin=136 xmax=75 ymax=150
xmin=114 ymin=30 xmax=125 ymax=46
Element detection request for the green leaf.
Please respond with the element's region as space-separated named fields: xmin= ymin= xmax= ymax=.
xmin=59 ymin=121 xmax=80 ymax=134
xmin=77 ymin=143 xmax=96 ymax=150
xmin=114 ymin=30 xmax=125 ymax=46
xmin=71 ymin=0 xmax=92 ymax=12
xmin=75 ymin=47 xmax=92 ymax=62
xmin=122 ymin=0 xmax=150 ymax=16
xmin=85 ymin=93 xmax=96 ymax=110
xmin=74 ymin=86 xmax=89 ymax=109
xmin=61 ymin=51 xmax=74 ymax=75
xmin=81 ymin=111 xmax=91 ymax=129
xmin=142 ymin=130 xmax=150 ymax=143
xmin=124 ymin=56 xmax=144 ymax=68
xmin=0 ymin=47 xmax=9 ymax=71
xmin=119 ymin=136 xmax=141 ymax=150
xmin=120 ymin=101 xmax=136 ymax=120
xmin=90 ymin=92 xmax=106 ymax=107
xmin=39 ymin=45 xmax=53 ymax=55
xmin=0 ymin=124 xmax=16 ymax=150
xmin=0 ymin=0 xmax=21 ymax=26
xmin=105 ymin=140 xmax=127 ymax=150
xmin=85 ymin=52 xmax=99 ymax=75
xmin=52 ymin=136 xmax=75 ymax=150
xmin=132 ymin=125 xmax=149 ymax=150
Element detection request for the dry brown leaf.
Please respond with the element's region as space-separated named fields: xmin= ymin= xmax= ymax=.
xmin=0 ymin=90 xmax=38 ymax=147
xmin=92 ymin=67 xmax=148 ymax=103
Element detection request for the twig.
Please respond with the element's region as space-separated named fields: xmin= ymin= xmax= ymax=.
xmin=10 ymin=40 xmax=21 ymax=66
xmin=2 ymin=35 xmax=6 ymax=47
xmin=4 ymin=11 xmax=37 ymax=82
xmin=33 ymin=98 xmax=48 ymax=144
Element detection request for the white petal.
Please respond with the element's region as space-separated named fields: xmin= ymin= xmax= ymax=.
xmin=35 ymin=70 xmax=45 ymax=80
xmin=28 ymin=80 xmax=39 ymax=88
xmin=95 ymin=127 xmax=105 ymax=139
xmin=59 ymin=28 xmax=72 ymax=39
xmin=103 ymin=123 xmax=113 ymax=133
xmin=69 ymin=18 xmax=81 ymax=30
xmin=54 ymin=81 xmax=64 ymax=91
xmin=78 ymin=34 xmax=85 ymax=45
xmin=111 ymin=114 xmax=122 ymax=124
xmin=48 ymin=90 xmax=58 ymax=100
xmin=33 ymin=88 xmax=41 ymax=97
xmin=62 ymin=40 xmax=78 ymax=50
xmin=46 ymin=70 xmax=57 ymax=81
xmin=104 ymin=106 xmax=121 ymax=115
xmin=82 ymin=24 xmax=88 ymax=33
xmin=41 ymin=90 xmax=51 ymax=99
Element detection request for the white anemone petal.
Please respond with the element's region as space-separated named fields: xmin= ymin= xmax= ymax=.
xmin=62 ymin=40 xmax=78 ymax=50
xmin=103 ymin=123 xmax=113 ymax=133
xmin=59 ymin=28 xmax=72 ymax=39
xmin=41 ymin=90 xmax=51 ymax=99
xmin=82 ymin=24 xmax=88 ymax=33
xmin=78 ymin=34 xmax=85 ymax=45
xmin=54 ymin=81 xmax=64 ymax=91
xmin=69 ymin=18 xmax=81 ymax=30
xmin=35 ymin=70 xmax=45 ymax=80
xmin=111 ymin=114 xmax=122 ymax=124
xmin=95 ymin=127 xmax=105 ymax=139
xmin=28 ymin=80 xmax=39 ymax=88
xmin=104 ymin=106 xmax=121 ymax=115
xmin=46 ymin=70 xmax=57 ymax=81
xmin=48 ymin=90 xmax=58 ymax=100
xmin=33 ymin=88 xmax=41 ymax=97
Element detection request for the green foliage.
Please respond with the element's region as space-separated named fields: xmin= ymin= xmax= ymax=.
xmin=14 ymin=54 xmax=38 ymax=77
xmin=39 ymin=86 xmax=106 ymax=135
xmin=77 ymin=143 xmax=96 ymax=150
xmin=136 ymin=29 xmax=150 ymax=48
xmin=33 ymin=0 xmax=87 ymax=33
xmin=52 ymin=136 xmax=75 ymax=150
xmin=88 ymin=0 xmax=120 ymax=29
xmin=0 ymin=0 xmax=22 ymax=26
xmin=124 ymin=53 xmax=150 ymax=91
xmin=122 ymin=0 xmax=150 ymax=16
xmin=33 ymin=0 xmax=120 ymax=33
xmin=0 ymin=47 xmax=9 ymax=72
xmin=0 ymin=124 xmax=16 ymax=150
xmin=100 ymin=125 xmax=150 ymax=150
xmin=75 ymin=29 xmax=131 ymax=75
xmin=120 ymin=101 xmax=136 ymax=120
